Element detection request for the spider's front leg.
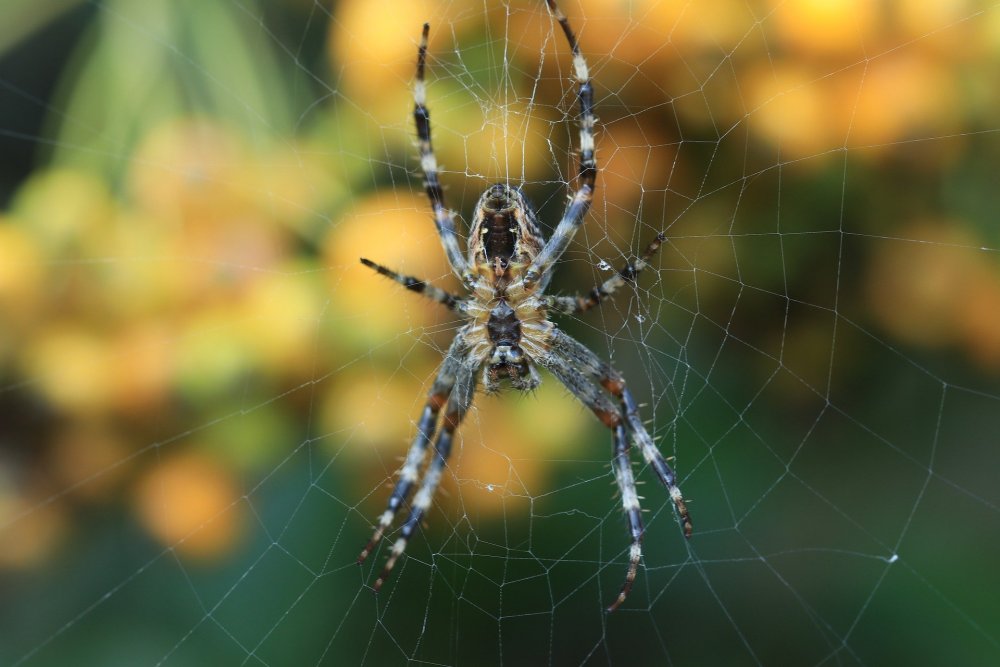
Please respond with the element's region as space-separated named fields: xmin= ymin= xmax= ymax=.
xmin=358 ymin=332 xmax=468 ymax=566
xmin=539 ymin=329 xmax=691 ymax=612
xmin=371 ymin=350 xmax=478 ymax=591
xmin=538 ymin=347 xmax=646 ymax=611
xmin=551 ymin=329 xmax=692 ymax=537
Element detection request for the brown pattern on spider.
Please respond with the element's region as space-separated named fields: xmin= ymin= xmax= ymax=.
xmin=357 ymin=0 xmax=692 ymax=613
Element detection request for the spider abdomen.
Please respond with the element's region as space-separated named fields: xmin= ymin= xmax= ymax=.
xmin=469 ymin=184 xmax=544 ymax=283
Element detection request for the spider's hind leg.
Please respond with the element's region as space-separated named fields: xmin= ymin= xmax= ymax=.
xmin=525 ymin=0 xmax=597 ymax=289
xmin=413 ymin=23 xmax=473 ymax=286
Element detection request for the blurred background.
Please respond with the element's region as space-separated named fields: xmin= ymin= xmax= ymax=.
xmin=1 ymin=0 xmax=999 ymax=665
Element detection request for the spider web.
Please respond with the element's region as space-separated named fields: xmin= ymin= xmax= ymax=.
xmin=1 ymin=1 xmax=999 ymax=665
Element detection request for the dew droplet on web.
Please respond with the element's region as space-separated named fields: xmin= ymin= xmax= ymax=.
xmin=635 ymin=314 xmax=645 ymax=323
xmin=597 ymin=260 xmax=612 ymax=271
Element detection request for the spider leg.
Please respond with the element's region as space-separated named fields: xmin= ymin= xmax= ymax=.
xmin=536 ymin=346 xmax=644 ymax=612
xmin=609 ymin=420 xmax=643 ymax=612
xmin=545 ymin=232 xmax=666 ymax=315
xmin=524 ymin=0 xmax=596 ymax=290
xmin=360 ymin=258 xmax=465 ymax=312
xmin=374 ymin=355 xmax=477 ymax=590
xmin=414 ymin=23 xmax=474 ymax=287
xmin=540 ymin=329 xmax=692 ymax=611
xmin=550 ymin=329 xmax=691 ymax=537
xmin=358 ymin=331 xmax=469 ymax=565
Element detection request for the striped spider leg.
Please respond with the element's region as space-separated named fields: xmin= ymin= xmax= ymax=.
xmin=544 ymin=232 xmax=667 ymax=315
xmin=539 ymin=329 xmax=691 ymax=612
xmin=413 ymin=22 xmax=476 ymax=289
xmin=357 ymin=331 xmax=474 ymax=583
xmin=522 ymin=0 xmax=597 ymax=292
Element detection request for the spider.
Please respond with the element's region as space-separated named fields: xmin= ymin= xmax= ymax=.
xmin=357 ymin=0 xmax=691 ymax=613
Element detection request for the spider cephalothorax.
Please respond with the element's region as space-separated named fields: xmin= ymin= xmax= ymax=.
xmin=357 ymin=0 xmax=691 ymax=613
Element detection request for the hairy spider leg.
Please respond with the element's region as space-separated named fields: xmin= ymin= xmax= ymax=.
xmin=359 ymin=258 xmax=464 ymax=312
xmin=414 ymin=23 xmax=474 ymax=287
xmin=609 ymin=421 xmax=643 ymax=613
xmin=524 ymin=0 xmax=596 ymax=290
xmin=545 ymin=232 xmax=667 ymax=315
xmin=543 ymin=329 xmax=691 ymax=611
xmin=551 ymin=329 xmax=692 ymax=537
xmin=358 ymin=332 xmax=469 ymax=565
xmin=617 ymin=383 xmax=692 ymax=536
xmin=374 ymin=356 xmax=477 ymax=590
xmin=536 ymin=343 xmax=646 ymax=612
xmin=606 ymin=384 xmax=691 ymax=612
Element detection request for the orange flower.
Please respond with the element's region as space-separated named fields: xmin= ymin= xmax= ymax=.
xmin=133 ymin=451 xmax=245 ymax=559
